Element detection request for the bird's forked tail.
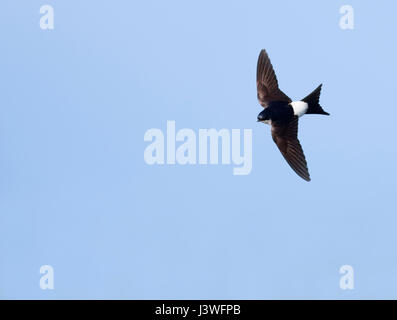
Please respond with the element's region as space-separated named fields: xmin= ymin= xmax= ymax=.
xmin=302 ymin=84 xmax=329 ymax=115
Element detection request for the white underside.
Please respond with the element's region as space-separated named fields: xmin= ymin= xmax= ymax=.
xmin=290 ymin=101 xmax=308 ymax=117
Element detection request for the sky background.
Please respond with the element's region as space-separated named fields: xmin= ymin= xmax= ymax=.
xmin=1 ymin=0 xmax=396 ymax=299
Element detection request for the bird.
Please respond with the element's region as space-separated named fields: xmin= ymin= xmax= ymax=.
xmin=256 ymin=49 xmax=329 ymax=181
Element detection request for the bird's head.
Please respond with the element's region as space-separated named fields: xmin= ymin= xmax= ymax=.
xmin=257 ymin=109 xmax=271 ymax=124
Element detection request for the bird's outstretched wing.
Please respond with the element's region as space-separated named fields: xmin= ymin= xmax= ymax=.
xmin=256 ymin=49 xmax=291 ymax=108
xmin=271 ymin=117 xmax=311 ymax=181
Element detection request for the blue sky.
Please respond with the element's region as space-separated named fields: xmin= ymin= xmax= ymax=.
xmin=1 ymin=0 xmax=397 ymax=299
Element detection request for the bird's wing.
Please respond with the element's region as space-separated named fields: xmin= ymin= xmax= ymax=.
xmin=256 ymin=49 xmax=291 ymax=108
xmin=271 ymin=117 xmax=311 ymax=181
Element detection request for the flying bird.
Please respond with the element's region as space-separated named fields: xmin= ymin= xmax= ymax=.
xmin=256 ymin=49 xmax=329 ymax=181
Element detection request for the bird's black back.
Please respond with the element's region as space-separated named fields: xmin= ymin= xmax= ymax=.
xmin=267 ymin=101 xmax=294 ymax=123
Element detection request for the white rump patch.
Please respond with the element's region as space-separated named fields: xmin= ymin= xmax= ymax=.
xmin=290 ymin=101 xmax=308 ymax=117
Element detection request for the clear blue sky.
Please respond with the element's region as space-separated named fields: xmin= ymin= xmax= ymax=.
xmin=1 ymin=0 xmax=396 ymax=299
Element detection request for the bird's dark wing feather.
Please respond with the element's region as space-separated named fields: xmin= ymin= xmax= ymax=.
xmin=271 ymin=117 xmax=311 ymax=181
xmin=256 ymin=49 xmax=291 ymax=108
